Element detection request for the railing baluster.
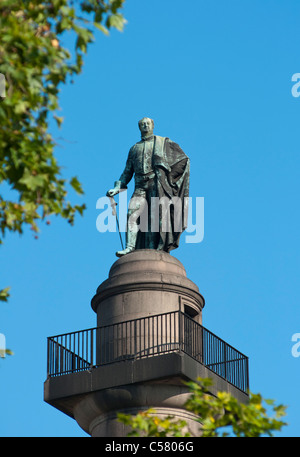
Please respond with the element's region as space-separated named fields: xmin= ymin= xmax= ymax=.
xmin=90 ymin=329 xmax=93 ymax=368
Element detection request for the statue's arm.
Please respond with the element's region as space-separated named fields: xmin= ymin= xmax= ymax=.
xmin=106 ymin=148 xmax=134 ymax=197
xmin=118 ymin=148 xmax=134 ymax=188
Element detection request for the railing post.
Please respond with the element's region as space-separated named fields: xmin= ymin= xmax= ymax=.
xmin=224 ymin=341 xmax=227 ymax=380
xmin=47 ymin=338 xmax=50 ymax=377
xmin=134 ymin=319 xmax=137 ymax=356
xmin=178 ymin=311 xmax=182 ymax=352
xmin=90 ymin=329 xmax=94 ymax=369
xmin=246 ymin=357 xmax=249 ymax=392
xmin=55 ymin=340 xmax=58 ymax=375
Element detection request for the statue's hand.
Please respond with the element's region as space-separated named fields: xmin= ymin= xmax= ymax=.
xmin=106 ymin=188 xmax=119 ymax=197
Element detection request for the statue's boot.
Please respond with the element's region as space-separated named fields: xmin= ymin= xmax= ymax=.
xmin=115 ymin=246 xmax=135 ymax=257
xmin=116 ymin=229 xmax=137 ymax=257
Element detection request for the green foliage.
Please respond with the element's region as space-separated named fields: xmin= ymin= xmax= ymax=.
xmin=0 ymin=287 xmax=10 ymax=302
xmin=0 ymin=0 xmax=126 ymax=305
xmin=0 ymin=0 xmax=126 ymax=245
xmin=118 ymin=409 xmax=191 ymax=438
xmin=118 ymin=378 xmax=287 ymax=437
xmin=0 ymin=348 xmax=14 ymax=358
xmin=184 ymin=378 xmax=287 ymax=437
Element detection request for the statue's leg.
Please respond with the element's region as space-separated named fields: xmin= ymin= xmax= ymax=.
xmin=116 ymin=189 xmax=147 ymax=257
xmin=147 ymin=184 xmax=160 ymax=249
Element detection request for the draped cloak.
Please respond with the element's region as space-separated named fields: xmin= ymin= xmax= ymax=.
xmin=116 ymin=135 xmax=190 ymax=253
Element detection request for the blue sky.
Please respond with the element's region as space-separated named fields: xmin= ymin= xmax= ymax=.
xmin=1 ymin=0 xmax=300 ymax=437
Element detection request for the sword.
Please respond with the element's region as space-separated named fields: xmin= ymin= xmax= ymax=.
xmin=108 ymin=196 xmax=124 ymax=250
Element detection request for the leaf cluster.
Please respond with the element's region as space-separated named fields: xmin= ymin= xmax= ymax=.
xmin=0 ymin=0 xmax=126 ymax=297
xmin=118 ymin=409 xmax=191 ymax=438
xmin=118 ymin=378 xmax=287 ymax=438
xmin=184 ymin=378 xmax=287 ymax=437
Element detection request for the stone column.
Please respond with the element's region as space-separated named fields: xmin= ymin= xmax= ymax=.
xmin=44 ymin=250 xmax=249 ymax=437
xmin=74 ymin=249 xmax=205 ymax=436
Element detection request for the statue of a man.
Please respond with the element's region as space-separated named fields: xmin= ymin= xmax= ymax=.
xmin=107 ymin=117 xmax=190 ymax=257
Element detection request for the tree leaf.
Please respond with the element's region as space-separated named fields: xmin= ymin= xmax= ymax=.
xmin=0 ymin=287 xmax=10 ymax=302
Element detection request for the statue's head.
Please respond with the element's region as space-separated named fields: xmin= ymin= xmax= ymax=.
xmin=138 ymin=117 xmax=154 ymax=136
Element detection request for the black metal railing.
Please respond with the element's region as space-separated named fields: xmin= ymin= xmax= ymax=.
xmin=47 ymin=311 xmax=249 ymax=393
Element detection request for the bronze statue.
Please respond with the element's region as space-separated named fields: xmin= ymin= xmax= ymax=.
xmin=107 ymin=118 xmax=190 ymax=257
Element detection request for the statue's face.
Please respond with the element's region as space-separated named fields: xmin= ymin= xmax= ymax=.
xmin=139 ymin=118 xmax=153 ymax=136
